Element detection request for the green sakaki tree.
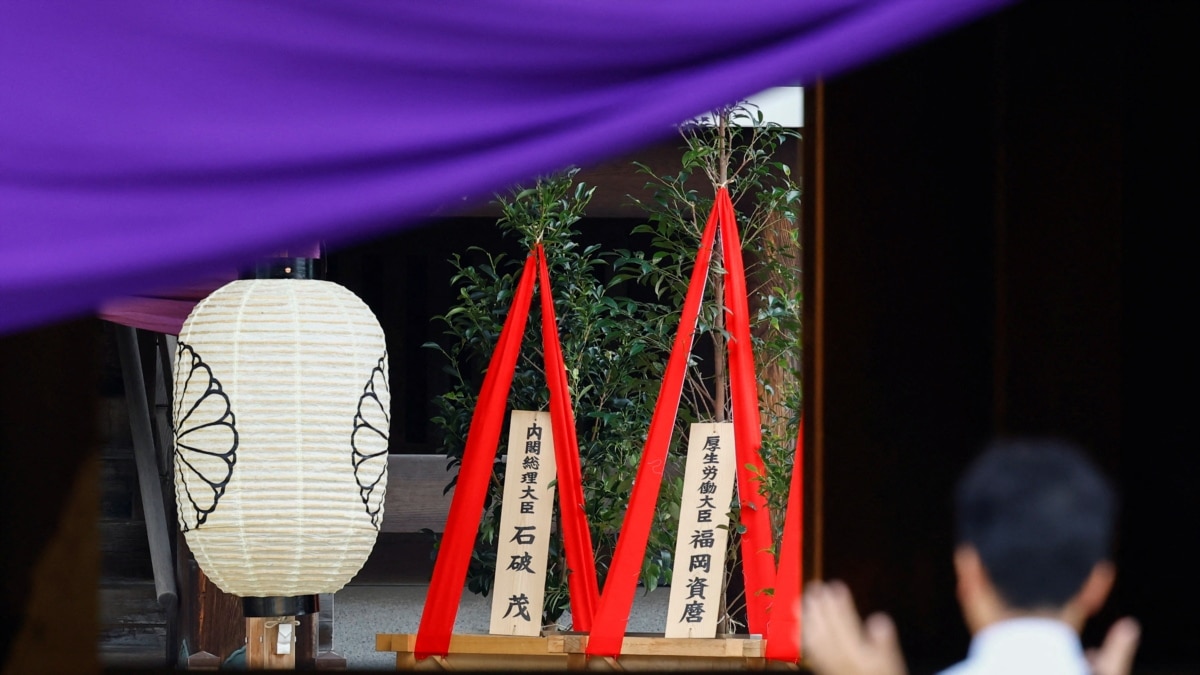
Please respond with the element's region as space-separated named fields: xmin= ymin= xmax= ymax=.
xmin=427 ymin=101 xmax=802 ymax=633
xmin=425 ymin=168 xmax=679 ymax=627
xmin=612 ymin=101 xmax=803 ymax=632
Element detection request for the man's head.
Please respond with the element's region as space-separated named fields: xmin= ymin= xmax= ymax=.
xmin=953 ymin=437 xmax=1117 ymax=626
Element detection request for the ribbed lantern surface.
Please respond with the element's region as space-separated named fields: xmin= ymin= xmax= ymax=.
xmin=173 ymin=279 xmax=389 ymax=598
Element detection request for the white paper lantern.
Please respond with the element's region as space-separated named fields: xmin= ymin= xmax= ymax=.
xmin=172 ymin=277 xmax=389 ymax=607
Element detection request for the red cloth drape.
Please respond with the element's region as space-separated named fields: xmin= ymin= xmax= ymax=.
xmin=414 ymin=252 xmax=538 ymax=658
xmin=588 ymin=187 xmax=785 ymax=657
xmin=765 ymin=420 xmax=803 ymax=662
xmin=717 ymin=191 xmax=777 ymax=635
xmin=536 ymin=243 xmax=601 ymax=629
xmin=585 ymin=192 xmax=723 ymax=657
xmin=416 ymin=196 xmax=799 ymax=661
xmin=415 ymin=245 xmax=602 ymax=657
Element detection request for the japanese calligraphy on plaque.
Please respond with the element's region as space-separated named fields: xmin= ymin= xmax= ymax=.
xmin=489 ymin=410 xmax=557 ymax=636
xmin=664 ymin=423 xmax=736 ymax=638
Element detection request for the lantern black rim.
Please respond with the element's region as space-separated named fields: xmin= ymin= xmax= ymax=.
xmin=243 ymin=595 xmax=318 ymax=617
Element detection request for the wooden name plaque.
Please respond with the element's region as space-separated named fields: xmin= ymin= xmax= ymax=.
xmin=665 ymin=423 xmax=736 ymax=639
xmin=489 ymin=410 xmax=557 ymax=636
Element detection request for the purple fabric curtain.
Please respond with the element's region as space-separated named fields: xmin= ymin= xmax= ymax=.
xmin=0 ymin=0 xmax=1016 ymax=336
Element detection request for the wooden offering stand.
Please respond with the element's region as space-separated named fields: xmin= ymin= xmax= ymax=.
xmin=376 ymin=632 xmax=801 ymax=671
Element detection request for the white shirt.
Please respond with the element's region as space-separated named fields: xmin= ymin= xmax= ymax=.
xmin=938 ymin=618 xmax=1090 ymax=675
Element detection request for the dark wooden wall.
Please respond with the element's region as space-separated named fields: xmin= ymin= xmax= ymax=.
xmin=1 ymin=319 xmax=103 ymax=673
xmin=807 ymin=0 xmax=1196 ymax=672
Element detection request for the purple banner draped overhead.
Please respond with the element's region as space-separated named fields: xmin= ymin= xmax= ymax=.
xmin=0 ymin=0 xmax=1017 ymax=337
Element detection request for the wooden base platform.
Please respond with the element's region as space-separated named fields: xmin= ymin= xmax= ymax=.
xmin=376 ymin=632 xmax=802 ymax=671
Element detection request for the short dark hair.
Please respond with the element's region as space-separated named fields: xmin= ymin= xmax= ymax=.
xmin=954 ymin=437 xmax=1116 ymax=609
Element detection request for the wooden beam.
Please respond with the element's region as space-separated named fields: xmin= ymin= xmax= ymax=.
xmin=376 ymin=632 xmax=801 ymax=671
xmin=114 ymin=324 xmax=178 ymax=610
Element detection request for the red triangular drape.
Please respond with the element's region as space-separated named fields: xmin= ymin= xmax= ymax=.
xmin=415 ymin=199 xmax=803 ymax=663
xmin=536 ymin=244 xmax=601 ymax=629
xmin=587 ymin=187 xmax=785 ymax=657
xmin=765 ymin=419 xmax=804 ymax=662
xmin=718 ymin=192 xmax=778 ymax=636
xmin=585 ymin=190 xmax=723 ymax=656
xmin=414 ymin=243 xmax=599 ymax=658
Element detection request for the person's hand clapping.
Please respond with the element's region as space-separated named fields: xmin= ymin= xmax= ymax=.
xmin=1086 ymin=617 xmax=1141 ymax=675
xmin=802 ymin=580 xmax=908 ymax=675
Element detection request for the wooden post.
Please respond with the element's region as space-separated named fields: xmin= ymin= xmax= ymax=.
xmin=246 ymin=616 xmax=298 ymax=669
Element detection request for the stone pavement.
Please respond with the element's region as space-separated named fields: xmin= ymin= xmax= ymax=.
xmin=332 ymin=584 xmax=672 ymax=670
